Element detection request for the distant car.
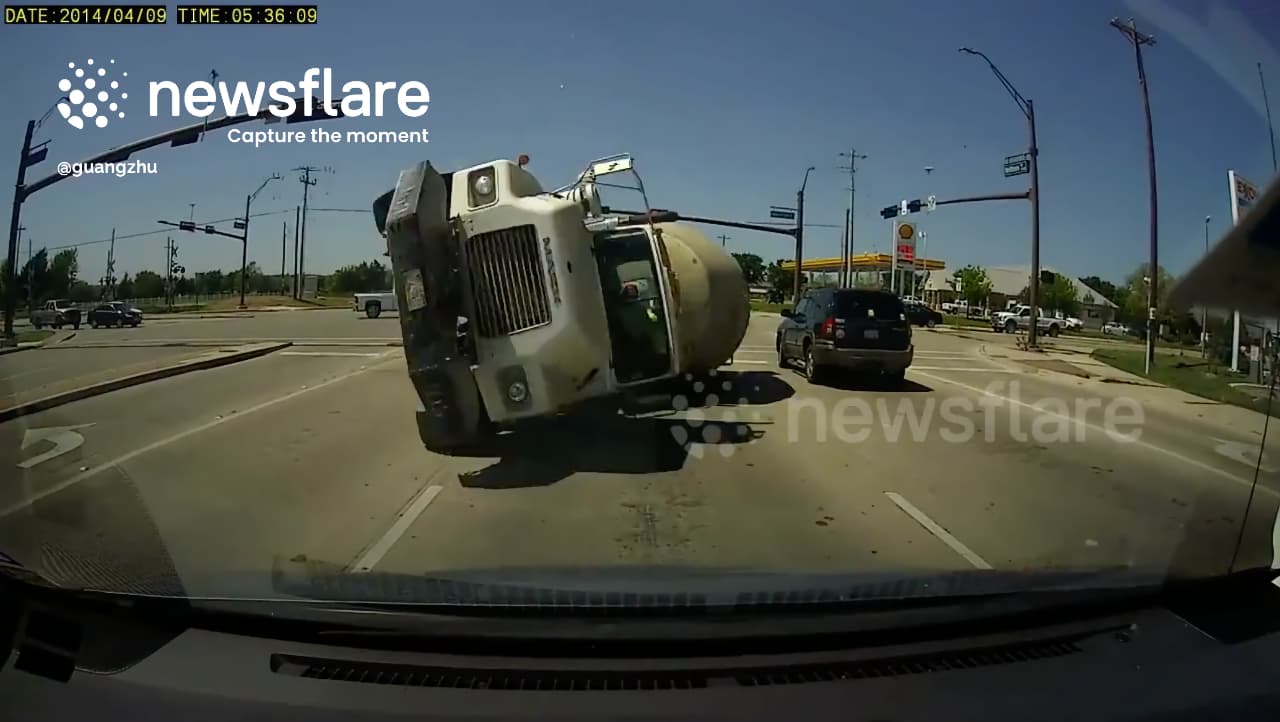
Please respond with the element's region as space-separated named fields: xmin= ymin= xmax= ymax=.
xmin=903 ymin=300 xmax=943 ymax=328
xmin=775 ymin=287 xmax=913 ymax=388
xmin=89 ymin=301 xmax=143 ymax=328
xmin=1063 ymin=316 xmax=1084 ymax=330
xmin=1102 ymin=321 xmax=1126 ymax=336
xmin=30 ymin=299 xmax=81 ymax=330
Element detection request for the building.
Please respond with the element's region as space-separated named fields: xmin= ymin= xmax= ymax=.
xmin=924 ymin=265 xmax=1118 ymax=329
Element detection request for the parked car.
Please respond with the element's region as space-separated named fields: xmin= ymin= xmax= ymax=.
xmin=775 ymin=287 xmax=914 ymax=388
xmin=88 ymin=301 xmax=143 ymax=328
xmin=353 ymin=291 xmax=397 ymax=318
xmin=30 ymin=299 xmax=81 ymax=330
xmin=1102 ymin=321 xmax=1127 ymax=336
xmin=1064 ymin=316 xmax=1084 ymax=331
xmin=904 ymin=300 xmax=943 ymax=328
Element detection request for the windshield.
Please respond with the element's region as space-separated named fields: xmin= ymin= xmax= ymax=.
xmin=1 ymin=2 xmax=1278 ymax=616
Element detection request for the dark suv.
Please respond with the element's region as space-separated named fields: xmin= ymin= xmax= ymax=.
xmin=776 ymin=288 xmax=914 ymax=387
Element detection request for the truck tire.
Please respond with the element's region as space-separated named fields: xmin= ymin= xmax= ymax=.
xmin=1004 ymin=319 xmax=1017 ymax=334
xmin=365 ymin=300 xmax=382 ymax=319
xmin=1048 ymin=324 xmax=1060 ymax=338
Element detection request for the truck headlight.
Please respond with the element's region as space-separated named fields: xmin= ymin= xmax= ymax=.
xmin=506 ymin=381 xmax=528 ymax=403
xmin=468 ymin=167 xmax=497 ymax=207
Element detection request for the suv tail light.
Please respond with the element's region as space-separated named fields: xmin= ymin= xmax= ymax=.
xmin=820 ymin=316 xmax=835 ymax=339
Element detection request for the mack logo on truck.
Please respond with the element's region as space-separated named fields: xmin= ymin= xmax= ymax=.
xmin=543 ymin=236 xmax=562 ymax=304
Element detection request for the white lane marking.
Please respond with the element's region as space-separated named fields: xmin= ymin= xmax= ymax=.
xmin=350 ymin=484 xmax=445 ymax=573
xmin=885 ymin=491 xmax=993 ymax=570
xmin=912 ymin=369 xmax=1276 ymax=497
xmin=726 ymin=359 xmax=769 ymax=365
xmin=0 ymin=358 xmax=396 ymax=519
xmin=910 ymin=366 xmax=1019 ymax=373
xmin=17 ymin=424 xmax=96 ymax=469
xmin=281 ymin=351 xmax=382 ymax=358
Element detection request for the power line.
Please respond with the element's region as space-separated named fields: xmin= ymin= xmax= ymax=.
xmin=44 ymin=208 xmax=295 ymax=251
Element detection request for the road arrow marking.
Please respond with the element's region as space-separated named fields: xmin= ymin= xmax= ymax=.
xmin=1213 ymin=437 xmax=1276 ymax=473
xmin=18 ymin=423 xmax=95 ymax=469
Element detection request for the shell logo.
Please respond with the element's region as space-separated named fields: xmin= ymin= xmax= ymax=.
xmin=897 ymin=223 xmax=915 ymax=240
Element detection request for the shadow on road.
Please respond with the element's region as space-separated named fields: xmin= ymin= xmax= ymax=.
xmin=457 ymin=411 xmax=761 ymax=489
xmin=620 ymin=370 xmax=795 ymax=415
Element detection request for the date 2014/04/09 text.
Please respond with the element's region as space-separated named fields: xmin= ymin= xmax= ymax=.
xmin=226 ymin=128 xmax=429 ymax=148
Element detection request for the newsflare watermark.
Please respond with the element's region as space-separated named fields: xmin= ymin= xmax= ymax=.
xmin=57 ymin=160 xmax=158 ymax=178
xmin=666 ymin=376 xmax=1146 ymax=459
xmin=56 ymin=60 xmax=432 ymax=145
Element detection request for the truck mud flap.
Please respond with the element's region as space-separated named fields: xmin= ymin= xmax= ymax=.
xmin=379 ymin=161 xmax=489 ymax=453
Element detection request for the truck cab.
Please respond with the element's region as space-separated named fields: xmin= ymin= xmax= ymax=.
xmin=373 ymin=155 xmax=747 ymax=454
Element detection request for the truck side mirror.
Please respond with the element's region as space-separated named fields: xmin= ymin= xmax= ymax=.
xmin=780 ymin=308 xmax=794 ymax=318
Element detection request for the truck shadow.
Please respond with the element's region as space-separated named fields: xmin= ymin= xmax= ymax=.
xmin=456 ymin=371 xmax=788 ymax=490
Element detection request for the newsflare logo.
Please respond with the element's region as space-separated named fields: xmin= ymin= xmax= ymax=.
xmin=57 ymin=58 xmax=128 ymax=130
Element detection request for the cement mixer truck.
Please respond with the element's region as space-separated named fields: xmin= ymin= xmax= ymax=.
xmin=371 ymin=154 xmax=751 ymax=454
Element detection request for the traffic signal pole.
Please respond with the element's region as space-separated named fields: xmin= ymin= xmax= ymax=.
xmin=240 ymin=193 xmax=251 ymax=309
xmin=4 ymin=121 xmax=35 ymax=342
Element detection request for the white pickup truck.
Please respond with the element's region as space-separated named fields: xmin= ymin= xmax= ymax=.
xmin=353 ymin=291 xmax=396 ymax=318
xmin=992 ymin=304 xmax=1063 ymax=337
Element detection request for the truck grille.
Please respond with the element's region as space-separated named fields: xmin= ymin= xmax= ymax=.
xmin=466 ymin=224 xmax=551 ymax=337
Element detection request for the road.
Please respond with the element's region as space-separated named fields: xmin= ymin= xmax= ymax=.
xmin=0 ymin=310 xmax=1277 ymax=600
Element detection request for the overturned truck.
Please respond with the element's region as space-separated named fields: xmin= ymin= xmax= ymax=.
xmin=372 ymin=155 xmax=750 ymax=453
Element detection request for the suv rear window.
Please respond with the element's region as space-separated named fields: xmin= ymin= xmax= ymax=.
xmin=835 ymin=291 xmax=904 ymax=319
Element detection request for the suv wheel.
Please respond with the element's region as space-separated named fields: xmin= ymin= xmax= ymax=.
xmin=804 ymin=344 xmax=825 ymax=385
xmin=776 ymin=334 xmax=787 ymax=368
xmin=926 ymin=318 xmax=937 ymax=329
xmin=884 ymin=368 xmax=907 ymax=390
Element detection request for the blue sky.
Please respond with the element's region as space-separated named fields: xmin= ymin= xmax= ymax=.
xmin=1 ymin=0 xmax=1277 ymax=285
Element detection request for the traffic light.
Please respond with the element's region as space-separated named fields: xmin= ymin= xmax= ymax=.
xmin=178 ymin=220 xmax=196 ymax=232
xmin=880 ymin=205 xmax=898 ymax=219
xmin=906 ymin=199 xmax=923 ymax=214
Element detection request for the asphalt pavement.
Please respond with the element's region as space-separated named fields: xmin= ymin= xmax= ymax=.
xmin=0 ymin=309 xmax=1277 ymax=600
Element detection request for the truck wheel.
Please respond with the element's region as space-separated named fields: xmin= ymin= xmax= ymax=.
xmin=1004 ymin=320 xmax=1017 ymax=334
xmin=1048 ymin=324 xmax=1060 ymax=337
xmin=884 ymin=368 xmax=907 ymax=390
xmin=72 ymin=320 xmax=80 ymax=330
xmin=365 ymin=301 xmax=382 ymax=319
xmin=926 ymin=318 xmax=937 ymax=329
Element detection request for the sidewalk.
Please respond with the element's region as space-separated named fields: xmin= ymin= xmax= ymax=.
xmin=978 ymin=342 xmax=1271 ymax=438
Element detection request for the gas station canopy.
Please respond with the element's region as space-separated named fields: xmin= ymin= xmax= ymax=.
xmin=779 ymin=253 xmax=946 ymax=273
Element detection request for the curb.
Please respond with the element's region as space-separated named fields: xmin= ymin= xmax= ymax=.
xmin=47 ymin=339 xmax=403 ymax=349
xmin=0 ymin=341 xmax=291 ymax=423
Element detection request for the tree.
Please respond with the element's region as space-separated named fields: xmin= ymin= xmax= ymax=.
xmin=765 ymin=260 xmax=799 ymax=302
xmin=953 ymin=265 xmax=993 ymax=309
xmin=132 ymin=270 xmax=165 ymax=298
xmin=68 ymin=281 xmax=95 ymax=302
xmin=330 ymin=260 xmax=390 ymax=294
xmin=1078 ymin=275 xmax=1123 ymax=307
xmin=1040 ymin=274 xmax=1080 ymax=316
xmin=116 ymin=272 xmax=134 ymax=300
xmin=46 ymin=249 xmax=78 ymax=299
xmin=730 ymin=252 xmax=765 ymax=285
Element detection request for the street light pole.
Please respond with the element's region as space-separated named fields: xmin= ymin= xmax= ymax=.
xmin=240 ymin=193 xmax=251 ymax=308
xmin=794 ymin=166 xmax=815 ymax=303
xmin=839 ymin=151 xmax=867 ymax=288
xmin=1110 ymin=17 xmax=1159 ymax=375
xmin=959 ymin=48 xmax=1042 ymax=349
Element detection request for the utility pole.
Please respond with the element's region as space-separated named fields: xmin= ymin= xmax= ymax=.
xmin=840 ymin=208 xmax=850 ymax=287
xmin=1261 ymin=62 xmax=1278 ymax=173
xmin=1110 ymin=17 xmax=1159 ymax=375
xmin=280 ymin=220 xmax=287 ymax=293
xmin=26 ymin=236 xmax=33 ymax=313
xmin=165 ymin=237 xmax=173 ymax=308
xmin=103 ymin=228 xmax=116 ymax=300
xmin=292 ymin=205 xmax=301 ymax=299
xmin=717 ymin=234 xmax=730 ymax=248
xmin=1201 ymin=215 xmax=1210 ymax=357
xmin=294 ymin=166 xmax=320 ymax=299
xmin=838 ymin=150 xmax=867 ymax=288
xmin=794 ymin=167 xmax=815 ymax=303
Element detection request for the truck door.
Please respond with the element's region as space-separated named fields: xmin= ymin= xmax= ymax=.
xmin=594 ymin=229 xmax=676 ymax=385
